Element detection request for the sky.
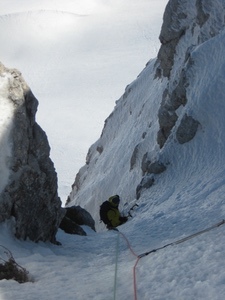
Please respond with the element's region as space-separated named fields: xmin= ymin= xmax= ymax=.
xmin=0 ymin=0 xmax=168 ymax=204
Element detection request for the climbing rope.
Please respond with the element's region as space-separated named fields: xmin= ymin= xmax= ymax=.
xmin=113 ymin=231 xmax=120 ymax=300
xmin=138 ymin=219 xmax=225 ymax=258
xmin=115 ymin=219 xmax=225 ymax=300
xmin=118 ymin=231 xmax=139 ymax=300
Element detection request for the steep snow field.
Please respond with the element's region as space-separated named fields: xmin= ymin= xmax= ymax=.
xmin=1 ymin=1 xmax=225 ymax=300
xmin=0 ymin=0 xmax=167 ymax=203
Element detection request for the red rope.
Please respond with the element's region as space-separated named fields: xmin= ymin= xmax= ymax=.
xmin=119 ymin=231 xmax=138 ymax=257
xmin=118 ymin=232 xmax=140 ymax=300
xmin=117 ymin=220 xmax=225 ymax=300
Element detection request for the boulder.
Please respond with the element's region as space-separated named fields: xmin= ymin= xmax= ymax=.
xmin=59 ymin=206 xmax=95 ymax=235
xmin=176 ymin=114 xmax=199 ymax=144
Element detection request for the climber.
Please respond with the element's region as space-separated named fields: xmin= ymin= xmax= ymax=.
xmin=99 ymin=195 xmax=128 ymax=229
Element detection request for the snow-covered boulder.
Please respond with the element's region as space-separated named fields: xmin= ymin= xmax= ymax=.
xmin=0 ymin=62 xmax=64 ymax=243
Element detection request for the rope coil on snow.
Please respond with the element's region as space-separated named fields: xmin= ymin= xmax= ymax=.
xmin=115 ymin=219 xmax=225 ymax=300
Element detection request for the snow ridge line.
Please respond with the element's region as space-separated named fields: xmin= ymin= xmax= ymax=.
xmin=118 ymin=219 xmax=225 ymax=300
xmin=0 ymin=9 xmax=88 ymax=19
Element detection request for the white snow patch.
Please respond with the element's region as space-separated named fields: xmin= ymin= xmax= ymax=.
xmin=0 ymin=73 xmax=14 ymax=193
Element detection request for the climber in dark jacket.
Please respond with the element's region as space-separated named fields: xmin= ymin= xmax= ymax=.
xmin=104 ymin=195 xmax=128 ymax=229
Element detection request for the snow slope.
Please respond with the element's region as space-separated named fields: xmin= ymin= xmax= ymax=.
xmin=68 ymin=0 xmax=225 ymax=232
xmin=1 ymin=1 xmax=225 ymax=300
xmin=0 ymin=216 xmax=225 ymax=300
xmin=0 ymin=0 xmax=167 ymax=203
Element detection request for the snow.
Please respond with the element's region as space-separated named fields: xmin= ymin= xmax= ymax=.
xmin=0 ymin=73 xmax=14 ymax=193
xmin=1 ymin=0 xmax=225 ymax=300
xmin=1 ymin=214 xmax=225 ymax=299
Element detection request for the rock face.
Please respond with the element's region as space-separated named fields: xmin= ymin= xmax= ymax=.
xmin=156 ymin=0 xmax=225 ymax=148
xmin=0 ymin=62 xmax=65 ymax=243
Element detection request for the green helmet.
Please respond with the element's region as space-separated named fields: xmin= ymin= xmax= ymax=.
xmin=108 ymin=195 xmax=120 ymax=206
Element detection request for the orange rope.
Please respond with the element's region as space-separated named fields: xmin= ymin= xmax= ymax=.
xmin=133 ymin=257 xmax=141 ymax=300
xmin=117 ymin=219 xmax=225 ymax=300
xmin=118 ymin=231 xmax=140 ymax=300
xmin=119 ymin=231 xmax=138 ymax=257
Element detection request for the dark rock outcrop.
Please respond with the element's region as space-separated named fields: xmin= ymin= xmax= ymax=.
xmin=59 ymin=206 xmax=95 ymax=235
xmin=156 ymin=0 xmax=188 ymax=78
xmin=59 ymin=216 xmax=87 ymax=236
xmin=176 ymin=114 xmax=199 ymax=144
xmin=136 ymin=175 xmax=155 ymax=200
xmin=141 ymin=153 xmax=167 ymax=175
xmin=0 ymin=62 xmax=64 ymax=243
xmin=155 ymin=0 xmax=225 ymax=148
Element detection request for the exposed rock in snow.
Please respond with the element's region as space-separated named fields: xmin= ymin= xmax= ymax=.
xmin=59 ymin=205 xmax=95 ymax=235
xmin=176 ymin=114 xmax=199 ymax=144
xmin=157 ymin=0 xmax=189 ymax=78
xmin=0 ymin=62 xmax=64 ymax=243
xmin=136 ymin=175 xmax=155 ymax=200
xmin=156 ymin=0 xmax=225 ymax=148
xmin=65 ymin=206 xmax=95 ymax=231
